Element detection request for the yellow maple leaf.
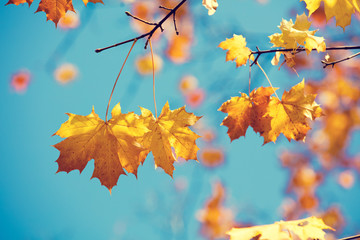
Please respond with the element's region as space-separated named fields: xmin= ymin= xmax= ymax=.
xmin=269 ymin=13 xmax=326 ymax=57
xmin=219 ymin=87 xmax=275 ymax=141
xmin=262 ymin=80 xmax=322 ymax=143
xmin=219 ymin=34 xmax=254 ymax=67
xmin=228 ymin=216 xmax=334 ymax=240
xmin=301 ymin=0 xmax=360 ymax=29
xmin=53 ymin=103 xmax=148 ymax=192
xmin=139 ymin=102 xmax=201 ymax=176
xmin=7 ymin=0 xmax=103 ymax=26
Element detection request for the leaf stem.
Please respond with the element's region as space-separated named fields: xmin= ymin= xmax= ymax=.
xmin=248 ymin=58 xmax=251 ymax=95
xmin=256 ymin=62 xmax=279 ymax=99
xmin=105 ymin=39 xmax=137 ymax=122
xmin=149 ymin=39 xmax=158 ymax=119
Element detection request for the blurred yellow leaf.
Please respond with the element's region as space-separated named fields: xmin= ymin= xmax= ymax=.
xmin=228 ymin=216 xmax=334 ymax=240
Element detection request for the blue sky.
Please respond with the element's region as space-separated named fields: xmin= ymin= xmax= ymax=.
xmin=1 ymin=0 xmax=359 ymax=239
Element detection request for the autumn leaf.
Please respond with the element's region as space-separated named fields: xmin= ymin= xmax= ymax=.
xmin=7 ymin=0 xmax=103 ymax=25
xmin=139 ymin=102 xmax=201 ymax=177
xmin=219 ymin=87 xmax=275 ymax=141
xmin=269 ymin=13 xmax=326 ymax=65
xmin=53 ymin=103 xmax=148 ymax=192
xmin=301 ymin=0 xmax=360 ymax=29
xmin=219 ymin=81 xmax=322 ymax=144
xmin=6 ymin=0 xmax=33 ymax=6
xmin=202 ymin=0 xmax=218 ymax=15
xmin=219 ymin=34 xmax=254 ymax=67
xmin=262 ymin=80 xmax=322 ymax=143
xmin=228 ymin=216 xmax=334 ymax=240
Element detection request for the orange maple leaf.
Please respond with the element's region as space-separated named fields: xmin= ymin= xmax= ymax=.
xmin=228 ymin=216 xmax=334 ymax=240
xmin=53 ymin=103 xmax=148 ymax=192
xmin=219 ymin=81 xmax=322 ymax=144
xmin=7 ymin=0 xmax=103 ymax=26
xmin=139 ymin=102 xmax=201 ymax=176
xmin=219 ymin=87 xmax=275 ymax=141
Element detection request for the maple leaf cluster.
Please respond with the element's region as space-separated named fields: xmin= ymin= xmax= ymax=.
xmin=219 ymin=80 xmax=322 ymax=144
xmin=306 ymin=68 xmax=360 ymax=168
xmin=54 ymin=102 xmax=201 ymax=192
xmin=269 ymin=13 xmax=326 ymax=54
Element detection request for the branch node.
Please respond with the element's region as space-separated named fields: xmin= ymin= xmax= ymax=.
xmin=159 ymin=5 xmax=172 ymax=11
xmin=95 ymin=0 xmax=188 ymax=52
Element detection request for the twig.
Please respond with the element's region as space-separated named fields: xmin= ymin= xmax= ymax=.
xmin=159 ymin=5 xmax=179 ymax=34
xmin=125 ymin=11 xmax=157 ymax=26
xmin=95 ymin=0 xmax=187 ymax=53
xmin=250 ymin=46 xmax=360 ymax=67
xmin=338 ymin=234 xmax=360 ymax=240
xmin=322 ymin=51 xmax=360 ymax=68
xmin=173 ymin=12 xmax=179 ymax=35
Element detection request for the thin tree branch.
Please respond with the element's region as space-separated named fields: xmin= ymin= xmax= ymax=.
xmin=250 ymin=46 xmax=262 ymax=66
xmin=322 ymin=51 xmax=360 ymax=68
xmin=338 ymin=234 xmax=360 ymax=240
xmin=125 ymin=11 xmax=157 ymax=26
xmin=159 ymin=5 xmax=179 ymax=34
xmin=250 ymin=46 xmax=360 ymax=67
xmin=95 ymin=0 xmax=187 ymax=53
xmin=251 ymin=46 xmax=360 ymax=55
xmin=173 ymin=12 xmax=179 ymax=35
xmin=159 ymin=6 xmax=172 ymax=11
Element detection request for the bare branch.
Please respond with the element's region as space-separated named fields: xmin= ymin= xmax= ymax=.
xmin=95 ymin=0 xmax=187 ymax=53
xmin=338 ymin=234 xmax=360 ymax=240
xmin=125 ymin=11 xmax=157 ymax=26
xmin=322 ymin=51 xmax=360 ymax=68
